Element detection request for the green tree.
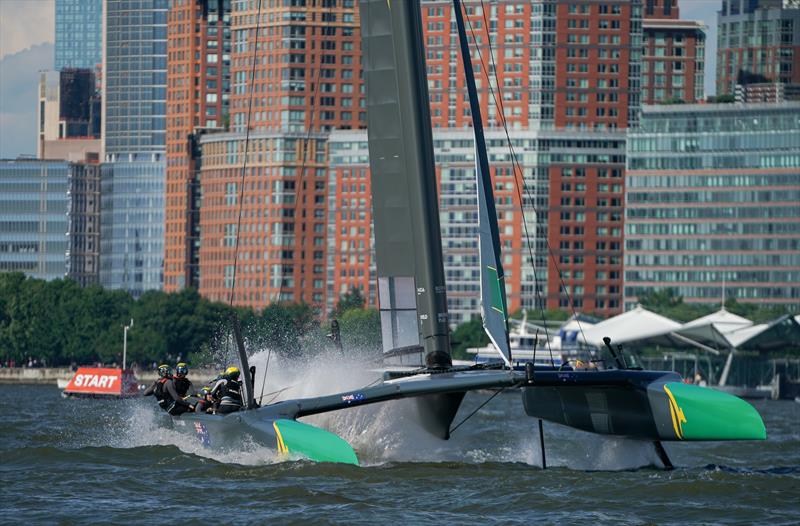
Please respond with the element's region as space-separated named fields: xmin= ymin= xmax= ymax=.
xmin=330 ymin=287 xmax=366 ymax=319
xmin=723 ymin=298 xmax=793 ymax=324
xmin=247 ymin=302 xmax=319 ymax=358
xmin=450 ymin=318 xmax=488 ymax=360
xmin=708 ymin=94 xmax=735 ymax=103
xmin=638 ymin=288 xmax=714 ymax=322
xmin=336 ymin=307 xmax=381 ymax=356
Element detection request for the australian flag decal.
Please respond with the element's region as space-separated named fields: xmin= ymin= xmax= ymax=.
xmin=194 ymin=421 xmax=211 ymax=446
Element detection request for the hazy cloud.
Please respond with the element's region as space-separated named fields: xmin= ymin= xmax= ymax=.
xmin=0 ymin=0 xmax=54 ymax=59
xmin=0 ymin=43 xmax=54 ymax=158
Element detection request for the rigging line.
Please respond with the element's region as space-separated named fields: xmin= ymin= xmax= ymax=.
xmin=259 ymin=346 xmax=272 ymax=401
xmin=255 ymin=384 xmax=294 ymax=403
xmin=276 ymin=1 xmax=335 ymax=307
xmin=475 ymin=0 xmax=588 ymax=347
xmin=449 ymin=383 xmax=516 ymax=436
xmin=473 ymin=0 xmax=589 ymax=348
xmin=222 ymin=0 xmax=264 ymax=366
xmin=459 ymin=4 xmax=552 ymax=366
xmin=265 ymin=1 xmax=334 ymax=390
xmin=229 ymin=0 xmax=264 ymax=309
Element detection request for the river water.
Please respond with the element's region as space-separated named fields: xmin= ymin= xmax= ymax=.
xmin=2 ymin=355 xmax=798 ymax=525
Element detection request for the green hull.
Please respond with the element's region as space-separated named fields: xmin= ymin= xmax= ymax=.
xmin=521 ymin=370 xmax=766 ymax=441
xmin=661 ymin=382 xmax=766 ymax=441
xmin=173 ymin=412 xmax=359 ymax=465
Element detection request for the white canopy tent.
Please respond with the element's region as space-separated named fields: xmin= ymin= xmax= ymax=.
xmin=576 ymin=306 xmax=800 ymax=352
xmin=574 ymin=305 xmax=800 ymax=386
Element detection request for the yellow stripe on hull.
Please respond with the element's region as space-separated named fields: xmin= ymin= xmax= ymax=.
xmin=273 ymin=421 xmax=289 ymax=454
xmin=663 ymin=384 xmax=687 ymax=440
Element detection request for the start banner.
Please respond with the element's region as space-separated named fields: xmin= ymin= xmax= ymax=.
xmin=63 ymin=367 xmax=139 ymax=397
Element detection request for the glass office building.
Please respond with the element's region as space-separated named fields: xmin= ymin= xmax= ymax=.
xmin=625 ymin=102 xmax=800 ymax=309
xmin=0 ymin=160 xmax=70 ymax=281
xmin=100 ymin=0 xmax=168 ymax=294
xmin=55 ymin=0 xmax=102 ymax=70
xmin=100 ymin=155 xmax=165 ymax=297
xmin=102 ymin=0 xmax=168 ymax=155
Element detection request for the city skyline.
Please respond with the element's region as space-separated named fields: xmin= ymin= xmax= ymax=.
xmin=0 ymin=0 xmax=796 ymax=315
xmin=1 ymin=0 xmax=720 ymax=159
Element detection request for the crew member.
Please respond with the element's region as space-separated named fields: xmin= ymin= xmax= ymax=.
xmin=165 ymin=362 xmax=197 ymax=416
xmin=194 ymin=386 xmax=216 ymax=414
xmin=143 ymin=364 xmax=172 ymax=411
xmin=210 ymin=366 xmax=244 ymax=414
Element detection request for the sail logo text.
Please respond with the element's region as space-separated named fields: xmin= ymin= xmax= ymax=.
xmin=72 ymin=374 xmax=118 ymax=388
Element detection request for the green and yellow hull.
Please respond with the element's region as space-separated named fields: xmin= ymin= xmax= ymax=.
xmin=174 ymin=412 xmax=359 ymax=465
xmin=521 ymin=370 xmax=766 ymax=441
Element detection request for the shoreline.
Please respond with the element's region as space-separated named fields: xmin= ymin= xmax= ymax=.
xmin=0 ymin=367 xmax=220 ymax=385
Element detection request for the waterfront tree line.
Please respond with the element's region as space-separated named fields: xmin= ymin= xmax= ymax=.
xmin=0 ymin=273 xmax=381 ymax=368
xmin=0 ymin=272 xmax=795 ymax=367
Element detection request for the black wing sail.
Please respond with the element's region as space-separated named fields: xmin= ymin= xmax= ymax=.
xmin=360 ymin=0 xmax=451 ymax=368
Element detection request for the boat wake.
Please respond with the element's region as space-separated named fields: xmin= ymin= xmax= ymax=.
xmin=250 ymin=348 xmax=667 ymax=470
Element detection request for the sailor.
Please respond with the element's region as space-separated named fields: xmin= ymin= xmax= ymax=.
xmin=193 ymin=386 xmax=216 ymax=414
xmin=210 ymin=366 xmax=244 ymax=414
xmin=143 ymin=364 xmax=172 ymax=411
xmin=164 ymin=362 xmax=197 ymax=416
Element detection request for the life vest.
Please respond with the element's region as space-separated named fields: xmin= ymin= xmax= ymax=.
xmin=173 ymin=376 xmax=192 ymax=397
xmin=153 ymin=377 xmax=169 ymax=400
xmin=219 ymin=379 xmax=243 ymax=407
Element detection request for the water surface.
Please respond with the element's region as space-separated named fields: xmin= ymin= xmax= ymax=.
xmin=2 ymin=381 xmax=798 ymax=525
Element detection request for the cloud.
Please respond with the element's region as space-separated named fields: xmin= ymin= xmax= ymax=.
xmin=0 ymin=0 xmax=54 ymax=60
xmin=0 ymin=43 xmax=54 ymax=159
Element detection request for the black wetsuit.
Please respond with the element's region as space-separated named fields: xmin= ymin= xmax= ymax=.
xmin=210 ymin=378 xmax=243 ymax=414
xmin=164 ymin=376 xmax=196 ymax=416
xmin=143 ymin=377 xmax=171 ymax=411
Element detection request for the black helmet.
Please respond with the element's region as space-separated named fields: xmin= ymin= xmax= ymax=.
xmin=157 ymin=364 xmax=171 ymax=378
xmin=175 ymin=363 xmax=189 ymax=377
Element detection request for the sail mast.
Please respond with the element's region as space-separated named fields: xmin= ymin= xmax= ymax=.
xmin=360 ymin=0 xmax=451 ymax=367
xmin=452 ymin=0 xmax=512 ymax=366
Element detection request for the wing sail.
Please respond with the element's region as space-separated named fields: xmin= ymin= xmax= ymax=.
xmin=453 ymin=0 xmax=511 ymax=366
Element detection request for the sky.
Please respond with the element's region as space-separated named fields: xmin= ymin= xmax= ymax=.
xmin=0 ymin=0 xmax=55 ymax=158
xmin=0 ymin=0 xmax=722 ymax=159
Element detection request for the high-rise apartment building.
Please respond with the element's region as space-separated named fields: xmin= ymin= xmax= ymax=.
xmin=625 ymin=102 xmax=800 ymax=309
xmin=644 ymin=0 xmax=678 ymax=19
xmin=328 ymin=126 xmax=628 ymax=324
xmin=188 ymin=0 xmax=642 ymax=316
xmin=195 ymin=0 xmax=363 ymax=308
xmin=328 ymin=129 xmax=536 ymax=324
xmin=0 ymin=160 xmax=70 ymax=281
xmin=55 ymin=0 xmax=103 ymax=70
xmin=164 ymin=0 xmax=232 ymax=291
xmin=550 ymin=0 xmax=643 ymax=130
xmin=100 ymin=0 xmax=168 ymax=296
xmin=642 ymin=0 xmax=706 ymax=104
xmin=326 ymin=0 xmax=640 ymax=317
xmin=531 ymin=0 xmax=641 ymax=315
xmin=717 ymin=0 xmax=800 ymax=97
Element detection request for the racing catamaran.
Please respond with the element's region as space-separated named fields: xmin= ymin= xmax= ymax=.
xmin=167 ymin=0 xmax=765 ymax=467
